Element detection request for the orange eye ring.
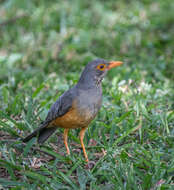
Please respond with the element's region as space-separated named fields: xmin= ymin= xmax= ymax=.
xmin=96 ymin=64 xmax=106 ymax=71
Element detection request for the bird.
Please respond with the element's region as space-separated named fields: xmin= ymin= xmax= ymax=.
xmin=23 ymin=59 xmax=123 ymax=162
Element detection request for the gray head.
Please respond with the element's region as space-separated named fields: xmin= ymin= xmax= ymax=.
xmin=77 ymin=58 xmax=123 ymax=89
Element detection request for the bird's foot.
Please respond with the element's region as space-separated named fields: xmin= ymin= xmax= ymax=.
xmin=85 ymin=161 xmax=95 ymax=169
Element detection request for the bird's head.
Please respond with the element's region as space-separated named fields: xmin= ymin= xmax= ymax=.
xmin=78 ymin=59 xmax=123 ymax=88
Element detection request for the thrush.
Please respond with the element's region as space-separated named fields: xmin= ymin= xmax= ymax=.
xmin=23 ymin=59 xmax=123 ymax=162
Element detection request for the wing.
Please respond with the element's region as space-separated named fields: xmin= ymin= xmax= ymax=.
xmin=45 ymin=88 xmax=75 ymax=123
xmin=23 ymin=88 xmax=76 ymax=143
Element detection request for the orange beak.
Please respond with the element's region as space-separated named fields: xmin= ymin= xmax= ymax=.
xmin=108 ymin=61 xmax=123 ymax=70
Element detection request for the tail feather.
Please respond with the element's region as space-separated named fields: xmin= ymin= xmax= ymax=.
xmin=23 ymin=122 xmax=57 ymax=144
xmin=37 ymin=127 xmax=57 ymax=144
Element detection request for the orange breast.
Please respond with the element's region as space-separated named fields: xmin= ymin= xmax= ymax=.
xmin=51 ymin=103 xmax=95 ymax=129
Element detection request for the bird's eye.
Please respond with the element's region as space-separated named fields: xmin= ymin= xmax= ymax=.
xmin=96 ymin=64 xmax=106 ymax=71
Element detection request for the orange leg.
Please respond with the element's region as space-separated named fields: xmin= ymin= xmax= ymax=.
xmin=79 ymin=127 xmax=88 ymax=162
xmin=63 ymin=129 xmax=70 ymax=155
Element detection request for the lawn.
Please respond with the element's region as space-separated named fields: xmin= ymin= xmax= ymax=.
xmin=0 ymin=0 xmax=174 ymax=189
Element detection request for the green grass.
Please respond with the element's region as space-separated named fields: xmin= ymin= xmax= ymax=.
xmin=0 ymin=0 xmax=174 ymax=189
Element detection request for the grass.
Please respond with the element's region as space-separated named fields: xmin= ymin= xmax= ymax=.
xmin=0 ymin=0 xmax=174 ymax=189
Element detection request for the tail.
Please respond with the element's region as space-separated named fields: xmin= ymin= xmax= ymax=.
xmin=23 ymin=122 xmax=57 ymax=144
